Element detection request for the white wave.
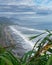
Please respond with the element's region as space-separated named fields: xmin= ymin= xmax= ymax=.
xmin=9 ymin=25 xmax=50 ymax=50
xmin=20 ymin=26 xmax=45 ymax=33
xmin=21 ymin=27 xmax=36 ymax=31
xmin=22 ymin=27 xmax=52 ymax=33
xmin=9 ymin=26 xmax=34 ymax=49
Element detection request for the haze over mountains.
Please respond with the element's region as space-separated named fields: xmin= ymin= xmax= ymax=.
xmin=0 ymin=1 xmax=52 ymax=24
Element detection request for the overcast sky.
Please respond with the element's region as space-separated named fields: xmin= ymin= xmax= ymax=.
xmin=0 ymin=0 xmax=52 ymax=19
xmin=0 ymin=0 xmax=52 ymax=7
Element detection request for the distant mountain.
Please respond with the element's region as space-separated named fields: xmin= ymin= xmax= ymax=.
xmin=0 ymin=17 xmax=20 ymax=25
xmin=0 ymin=17 xmax=13 ymax=24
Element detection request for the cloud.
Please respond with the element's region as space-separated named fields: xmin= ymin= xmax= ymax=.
xmin=0 ymin=0 xmax=34 ymax=6
xmin=0 ymin=0 xmax=52 ymax=16
xmin=0 ymin=0 xmax=52 ymax=7
xmin=0 ymin=12 xmax=36 ymax=15
xmin=33 ymin=0 xmax=43 ymax=4
xmin=33 ymin=0 xmax=52 ymax=6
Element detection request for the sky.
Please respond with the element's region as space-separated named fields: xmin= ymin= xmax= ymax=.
xmin=0 ymin=0 xmax=52 ymax=12
xmin=0 ymin=0 xmax=52 ymax=19
xmin=0 ymin=0 xmax=52 ymax=25
xmin=33 ymin=0 xmax=52 ymax=8
xmin=33 ymin=0 xmax=52 ymax=5
xmin=0 ymin=0 xmax=52 ymax=7
xmin=0 ymin=0 xmax=52 ymax=11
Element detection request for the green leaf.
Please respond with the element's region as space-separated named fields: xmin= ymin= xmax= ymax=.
xmin=46 ymin=55 xmax=52 ymax=65
xmin=46 ymin=29 xmax=51 ymax=34
xmin=21 ymin=50 xmax=35 ymax=64
xmin=5 ymin=51 xmax=21 ymax=65
xmin=0 ymin=56 xmax=13 ymax=65
xmin=48 ymin=48 xmax=52 ymax=53
xmin=29 ymin=32 xmax=46 ymax=40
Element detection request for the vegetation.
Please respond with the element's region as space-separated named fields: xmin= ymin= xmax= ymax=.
xmin=0 ymin=30 xmax=52 ymax=65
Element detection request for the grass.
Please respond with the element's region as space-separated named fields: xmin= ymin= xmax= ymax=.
xmin=0 ymin=30 xmax=52 ymax=65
